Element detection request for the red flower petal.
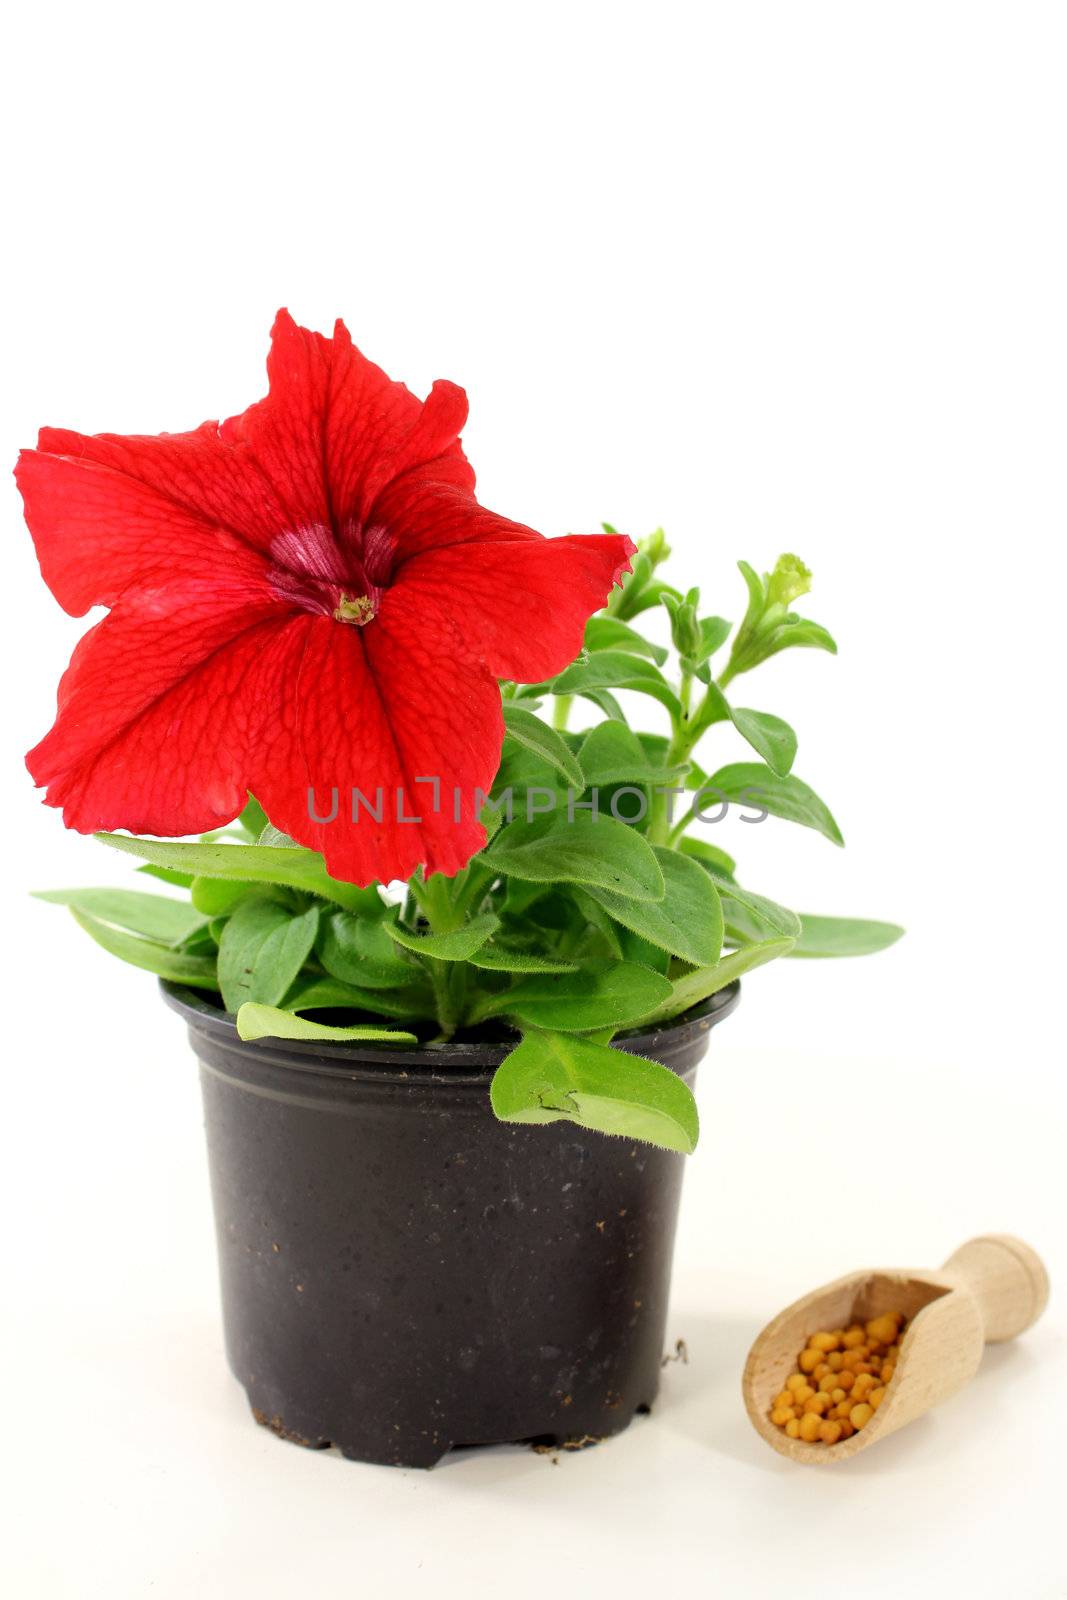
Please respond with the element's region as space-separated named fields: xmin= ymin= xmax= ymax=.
xmin=395 ymin=534 xmax=633 ymax=684
xmin=251 ymin=602 xmax=501 ymax=884
xmin=15 ymin=445 xmax=272 ymax=616
xmin=27 ymin=575 xmax=301 ymax=835
xmin=20 ymin=311 xmax=474 ymax=616
xmin=28 ymin=420 xmax=294 ymax=560
xmin=382 ymin=482 xmax=635 ymax=681
xmin=370 ymin=478 xmax=543 ymax=564
xmin=26 ymin=565 xmax=502 ymax=884
xmin=219 ymin=310 xmax=475 ymax=530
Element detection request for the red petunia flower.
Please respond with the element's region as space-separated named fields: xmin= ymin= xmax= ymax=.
xmin=18 ymin=311 xmax=633 ymax=885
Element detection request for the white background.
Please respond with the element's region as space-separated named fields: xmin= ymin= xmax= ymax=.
xmin=2 ymin=3 xmax=1065 ymax=1596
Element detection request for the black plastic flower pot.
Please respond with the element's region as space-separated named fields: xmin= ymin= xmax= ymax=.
xmin=162 ymin=981 xmax=739 ymax=1468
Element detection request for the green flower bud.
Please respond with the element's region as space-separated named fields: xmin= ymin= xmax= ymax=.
xmin=663 ymin=596 xmax=702 ymax=660
xmin=765 ymin=553 xmax=812 ymax=611
xmin=638 ymin=527 xmax=672 ymax=569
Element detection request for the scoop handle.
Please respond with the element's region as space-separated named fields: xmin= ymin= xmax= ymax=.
xmin=940 ymin=1234 xmax=1050 ymax=1342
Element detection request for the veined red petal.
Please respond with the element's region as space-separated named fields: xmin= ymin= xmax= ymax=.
xmin=20 ymin=313 xmax=475 ymax=614
xmin=15 ymin=446 xmax=272 ymax=616
xmin=27 ymin=577 xmax=302 ymax=835
xmin=370 ymin=478 xmax=543 ymax=564
xmin=219 ymin=310 xmax=475 ymax=531
xmin=250 ymin=603 xmax=500 ymax=885
xmin=387 ymin=509 xmax=635 ymax=682
xmin=27 ymin=570 xmax=503 ymax=884
xmin=29 ymin=421 xmax=294 ymax=556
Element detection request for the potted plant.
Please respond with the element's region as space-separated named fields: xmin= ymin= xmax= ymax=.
xmin=20 ymin=311 xmax=901 ymax=1467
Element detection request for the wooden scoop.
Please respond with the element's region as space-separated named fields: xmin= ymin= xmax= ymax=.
xmin=743 ymin=1234 xmax=1049 ymax=1463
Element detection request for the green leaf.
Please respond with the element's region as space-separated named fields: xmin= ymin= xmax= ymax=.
xmin=635 ymin=731 xmax=700 ymax=786
xmin=236 ymin=1003 xmax=417 ymax=1045
xmin=764 ymin=619 xmax=838 ymax=659
xmin=501 ymin=704 xmax=585 ymax=788
xmin=217 ymin=899 xmax=320 ymax=1012
xmin=318 ymin=911 xmax=415 ymax=988
xmin=615 ymin=927 xmax=671 ymax=974
xmin=550 ymin=651 xmax=683 ymax=720
xmin=284 ymin=976 xmax=434 ymax=1019
xmin=489 ymin=814 xmax=665 ymax=902
xmin=473 ymin=960 xmax=672 ymax=1032
xmin=737 ymin=559 xmax=766 ymax=630
xmin=491 ymin=741 xmax=569 ymax=812
xmin=581 ymin=687 xmax=628 ymax=722
xmin=679 ymin=837 xmax=737 ymax=877
xmin=257 ymin=824 xmax=302 ymax=848
xmin=190 ymin=876 xmax=265 ymax=917
xmin=479 ymin=803 xmax=508 ymax=845
xmin=34 ymin=887 xmax=207 ymax=947
xmin=96 ymin=833 xmax=380 ymax=912
xmin=568 ymin=888 xmax=625 ymax=956
xmin=677 ymin=849 xmax=801 ymax=940
xmin=237 ymin=796 xmax=270 ymax=839
xmin=684 ymin=754 xmax=709 ymax=790
xmin=577 ymin=721 xmax=686 ymax=789
xmin=640 ymin=937 xmax=794 ymax=1026
xmin=584 ymin=847 xmax=723 ymax=966
xmin=622 ymin=579 xmax=682 ymax=620
xmin=706 ymin=763 xmax=844 ymax=845
xmin=716 ymin=880 xmax=802 ymax=941
xmin=502 ymin=876 xmax=553 ymax=918
xmin=694 ymin=615 xmax=732 ymax=661
xmin=585 ymin=615 xmax=669 ymax=666
xmin=688 ymin=681 xmax=797 ymax=776
xmin=788 ymin=915 xmax=905 ymax=958
xmin=728 ymin=708 xmax=798 ymax=777
xmin=467 ymin=944 xmax=580 ymax=974
xmin=67 ymin=908 xmax=220 ymax=988
xmin=490 ymin=1031 xmax=699 ymax=1154
xmin=137 ymin=863 xmax=195 ymax=889
xmin=384 ymin=912 xmax=500 ymax=962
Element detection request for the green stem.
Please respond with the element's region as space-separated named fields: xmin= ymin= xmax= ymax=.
xmin=451 ymin=860 xmax=494 ymax=922
xmin=465 ymin=990 xmax=503 ymax=1028
xmin=408 ymin=873 xmax=435 ymax=924
xmin=666 ymin=807 xmax=694 ymax=848
xmin=647 ymin=715 xmax=696 ymax=844
xmin=552 ymin=694 xmax=573 ymax=731
xmin=557 ymin=921 xmax=586 ymax=959
xmin=425 ymin=957 xmax=459 ymax=1041
xmin=646 ymin=676 xmax=721 ymax=846
xmin=679 ymin=664 xmax=693 ymax=718
xmin=647 ymin=751 xmax=688 ymax=845
xmin=411 ymin=870 xmax=464 ymax=933
xmin=409 ymin=870 xmax=468 ymax=1039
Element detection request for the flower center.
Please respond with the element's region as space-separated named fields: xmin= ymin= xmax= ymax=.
xmin=333 ymin=593 xmax=376 ymax=626
xmin=267 ymin=523 xmax=394 ymax=625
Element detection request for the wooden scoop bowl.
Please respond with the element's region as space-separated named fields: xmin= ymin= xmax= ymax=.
xmin=743 ymin=1234 xmax=1049 ymax=1464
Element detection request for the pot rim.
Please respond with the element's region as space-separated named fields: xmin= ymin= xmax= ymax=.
xmin=160 ymin=979 xmax=740 ymax=1083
